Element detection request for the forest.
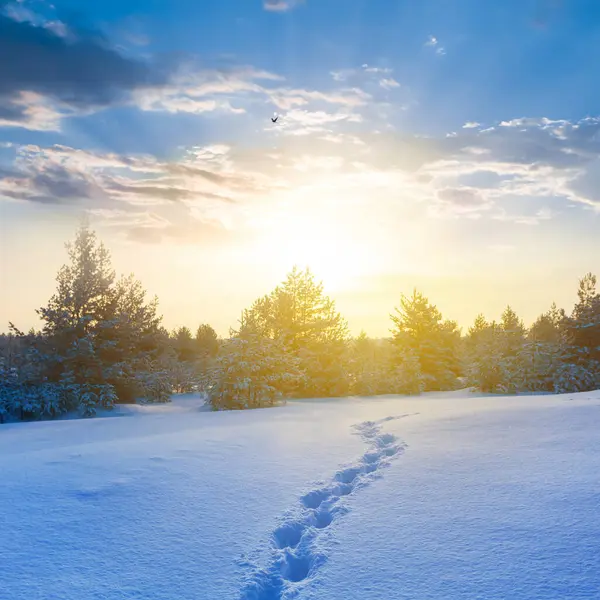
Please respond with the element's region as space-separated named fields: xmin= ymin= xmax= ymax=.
xmin=1 ymin=224 xmax=599 ymax=422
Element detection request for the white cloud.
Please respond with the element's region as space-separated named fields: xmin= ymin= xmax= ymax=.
xmin=0 ymin=92 xmax=71 ymax=131
xmin=463 ymin=121 xmax=481 ymax=129
xmin=330 ymin=70 xmax=349 ymax=82
xmin=133 ymin=66 xmax=371 ymax=117
xmin=0 ymin=142 xmax=273 ymax=243
xmin=362 ymin=64 xmax=393 ymax=74
xmin=425 ymin=35 xmax=446 ymax=55
xmin=379 ymin=78 xmax=401 ymax=90
xmin=273 ymin=109 xmax=363 ymax=137
xmin=420 ymin=117 xmax=600 ymax=216
xmin=3 ymin=112 xmax=600 ymax=248
xmin=263 ymin=0 xmax=303 ymax=11
xmin=268 ymin=87 xmax=370 ymax=110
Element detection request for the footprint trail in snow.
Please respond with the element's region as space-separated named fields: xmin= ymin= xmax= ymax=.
xmin=239 ymin=414 xmax=414 ymax=600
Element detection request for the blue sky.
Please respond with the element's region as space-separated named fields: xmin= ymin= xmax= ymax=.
xmin=1 ymin=0 xmax=599 ymax=336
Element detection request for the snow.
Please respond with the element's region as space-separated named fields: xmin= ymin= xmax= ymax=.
xmin=1 ymin=390 xmax=599 ymax=600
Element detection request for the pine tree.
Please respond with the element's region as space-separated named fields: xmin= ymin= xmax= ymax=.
xmin=499 ymin=305 xmax=526 ymax=357
xmin=567 ymin=273 xmax=600 ymax=360
xmin=558 ymin=273 xmax=600 ymax=390
xmin=38 ymin=223 xmax=115 ymax=338
xmin=196 ymin=324 xmax=219 ymax=358
xmin=465 ymin=317 xmax=505 ymax=392
xmin=392 ymin=348 xmax=425 ymax=395
xmin=173 ymin=326 xmax=196 ymax=362
xmin=349 ymin=332 xmax=379 ymax=395
xmin=390 ymin=290 xmax=461 ymax=391
xmin=32 ymin=224 xmax=170 ymax=412
xmin=206 ymin=333 xmax=304 ymax=410
xmin=237 ymin=266 xmax=350 ymax=399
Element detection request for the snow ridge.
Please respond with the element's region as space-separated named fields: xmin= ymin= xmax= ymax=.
xmin=239 ymin=414 xmax=411 ymax=600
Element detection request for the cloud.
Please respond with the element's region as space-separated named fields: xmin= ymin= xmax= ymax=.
xmin=0 ymin=8 xmax=166 ymax=101
xmin=421 ymin=116 xmax=600 ymax=215
xmin=0 ymin=3 xmax=173 ymax=129
xmin=425 ymin=35 xmax=446 ymax=55
xmin=0 ymin=7 xmax=391 ymax=130
xmin=130 ymin=64 xmax=371 ymax=120
xmin=0 ymin=141 xmax=271 ymax=243
xmin=379 ymin=78 xmax=401 ymax=90
xmin=263 ymin=0 xmax=303 ymax=11
xmin=362 ymin=64 xmax=393 ymax=75
xmin=2 ymin=107 xmax=600 ymax=246
xmin=331 ymin=65 xmax=395 ymax=86
xmin=267 ymin=87 xmax=370 ymax=110
xmin=0 ymin=91 xmax=69 ymax=131
xmin=437 ymin=187 xmax=489 ymax=207
xmin=271 ymin=108 xmax=363 ymax=137
xmin=1 ymin=6 xmax=337 ymax=127
xmin=430 ymin=186 xmax=493 ymax=219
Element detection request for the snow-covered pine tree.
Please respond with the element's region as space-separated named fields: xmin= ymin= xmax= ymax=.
xmin=0 ymin=324 xmax=67 ymax=420
xmin=557 ymin=273 xmax=600 ymax=391
xmin=499 ymin=305 xmax=526 ymax=357
xmin=206 ymin=333 xmax=303 ymax=410
xmin=195 ymin=323 xmax=220 ymax=379
xmin=392 ymin=348 xmax=425 ymax=395
xmin=30 ymin=224 xmax=171 ymax=415
xmin=349 ymin=332 xmax=379 ymax=395
xmin=390 ymin=289 xmax=461 ymax=391
xmin=465 ymin=317 xmax=506 ymax=392
xmin=35 ymin=222 xmax=116 ymax=414
xmin=238 ymin=266 xmax=351 ymax=399
xmin=102 ymin=273 xmax=168 ymax=402
xmin=517 ymin=303 xmax=568 ymax=392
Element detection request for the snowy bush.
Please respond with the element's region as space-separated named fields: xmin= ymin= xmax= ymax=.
xmin=392 ymin=351 xmax=425 ymax=395
xmin=137 ymin=369 xmax=173 ymax=404
xmin=552 ymin=359 xmax=600 ymax=393
xmin=206 ymin=335 xmax=303 ymax=410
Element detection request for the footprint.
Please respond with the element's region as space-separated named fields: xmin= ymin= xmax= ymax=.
xmin=273 ymin=522 xmax=305 ymax=549
xmin=279 ymin=551 xmax=313 ymax=583
xmin=363 ymin=462 xmax=378 ymax=474
xmin=242 ymin=572 xmax=283 ymax=600
xmin=363 ymin=451 xmax=380 ymax=464
xmin=239 ymin=415 xmax=409 ymax=599
xmin=312 ymin=509 xmax=333 ymax=529
xmin=301 ymin=488 xmax=331 ymax=509
xmin=335 ymin=466 xmax=361 ymax=485
xmin=331 ymin=482 xmax=352 ymax=497
xmin=383 ymin=445 xmax=401 ymax=457
xmin=377 ymin=433 xmax=396 ymax=447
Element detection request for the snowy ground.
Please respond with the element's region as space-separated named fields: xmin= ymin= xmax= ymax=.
xmin=1 ymin=390 xmax=599 ymax=600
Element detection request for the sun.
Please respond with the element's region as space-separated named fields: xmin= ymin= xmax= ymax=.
xmin=250 ymin=212 xmax=381 ymax=292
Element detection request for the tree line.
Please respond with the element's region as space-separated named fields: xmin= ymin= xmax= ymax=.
xmin=0 ymin=224 xmax=598 ymax=421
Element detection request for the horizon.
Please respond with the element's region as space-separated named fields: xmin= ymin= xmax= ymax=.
xmin=1 ymin=0 xmax=599 ymax=338
xmin=0 ymin=220 xmax=591 ymax=337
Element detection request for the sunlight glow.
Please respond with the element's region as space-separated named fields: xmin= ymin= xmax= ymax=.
xmin=250 ymin=212 xmax=385 ymax=292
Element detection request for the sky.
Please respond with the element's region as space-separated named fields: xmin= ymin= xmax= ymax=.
xmin=1 ymin=0 xmax=599 ymax=337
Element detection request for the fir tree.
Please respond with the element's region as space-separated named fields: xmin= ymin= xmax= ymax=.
xmin=237 ymin=266 xmax=350 ymax=398
xmin=206 ymin=333 xmax=303 ymax=410
xmin=390 ymin=290 xmax=461 ymax=391
xmin=196 ymin=324 xmax=219 ymax=358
